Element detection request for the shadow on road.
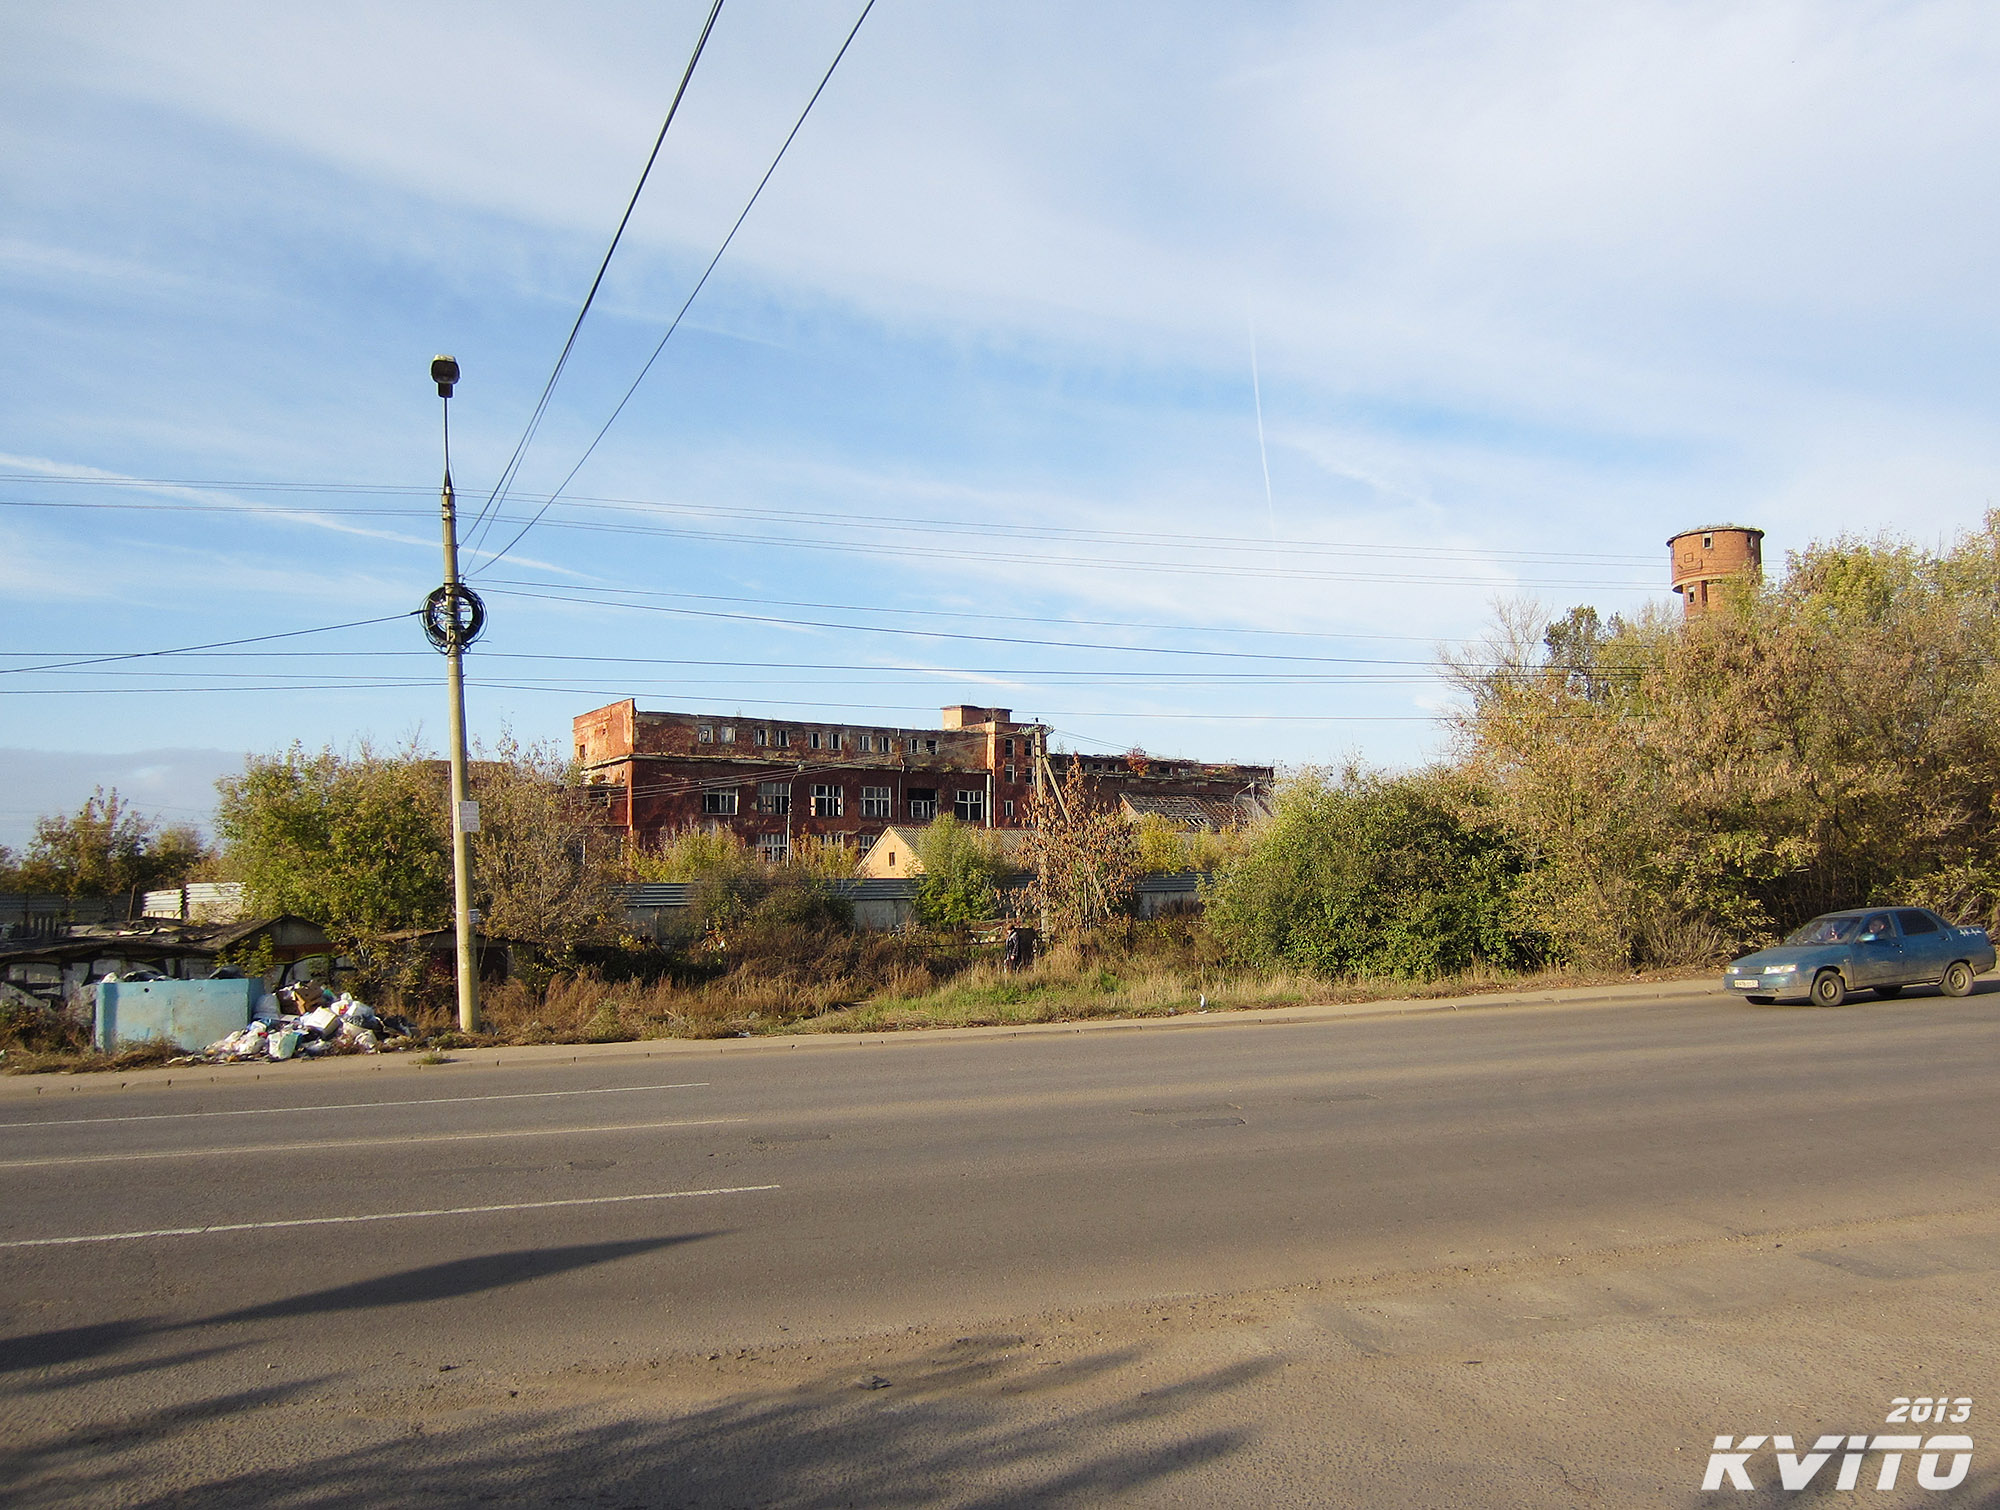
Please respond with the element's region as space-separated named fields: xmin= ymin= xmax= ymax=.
xmin=209 ymin=1233 xmax=716 ymax=1326
xmin=14 ymin=1331 xmax=1275 ymax=1509
xmin=0 ymin=1233 xmax=718 ymax=1376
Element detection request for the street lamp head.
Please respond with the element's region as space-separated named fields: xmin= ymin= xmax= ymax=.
xmin=431 ymin=355 xmax=460 ymax=398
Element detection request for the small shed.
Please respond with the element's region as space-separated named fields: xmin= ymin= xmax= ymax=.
xmin=206 ymin=914 xmax=338 ymax=983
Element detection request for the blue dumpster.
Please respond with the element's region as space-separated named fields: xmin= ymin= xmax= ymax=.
xmin=96 ymin=978 xmax=257 ymax=1054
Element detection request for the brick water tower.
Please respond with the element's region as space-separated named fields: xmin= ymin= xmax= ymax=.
xmin=1667 ymin=524 xmax=1763 ymax=614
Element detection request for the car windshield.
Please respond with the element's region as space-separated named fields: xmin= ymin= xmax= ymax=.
xmin=1784 ymin=914 xmax=1865 ymax=945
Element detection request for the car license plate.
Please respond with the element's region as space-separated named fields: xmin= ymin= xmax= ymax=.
xmin=1731 ymin=978 xmax=1760 ymax=989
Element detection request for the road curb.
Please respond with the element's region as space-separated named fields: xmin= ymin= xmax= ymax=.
xmin=0 ymin=975 xmax=1725 ymax=1099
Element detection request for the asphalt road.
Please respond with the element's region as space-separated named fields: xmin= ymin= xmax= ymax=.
xmin=2 ymin=981 xmax=1996 ymax=1508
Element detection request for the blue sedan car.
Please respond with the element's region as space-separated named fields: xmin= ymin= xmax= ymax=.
xmin=1724 ymin=907 xmax=1996 ymax=1006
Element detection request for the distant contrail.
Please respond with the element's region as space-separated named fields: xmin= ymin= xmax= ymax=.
xmin=1250 ymin=321 xmax=1277 ymax=541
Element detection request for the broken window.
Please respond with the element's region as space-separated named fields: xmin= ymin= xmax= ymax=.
xmin=1003 ymin=799 xmax=1015 ymax=819
xmin=925 ymin=738 xmax=938 ymax=755
xmin=812 ymin=784 xmax=844 ymax=818
xmin=861 ymin=786 xmax=891 ymax=818
xmin=810 ymin=732 xmax=823 ymax=750
xmin=719 ymin=726 xmax=735 ymax=744
xmin=776 ymin=728 xmax=791 ymax=747
xmin=1004 ymin=737 xmax=1015 ymax=757
xmin=697 ymin=725 xmax=714 ymax=744
xmin=754 ymin=728 xmax=768 ymax=747
xmin=907 ymin=788 xmax=937 ymax=820
xmin=829 ymin=732 xmax=843 ymax=752
xmin=1003 ymin=765 xmax=1015 ymax=783
xmin=757 ymin=782 xmax=790 ymax=815
xmin=757 ymin=832 xmax=790 ymax=863
xmin=703 ymin=788 xmax=739 ymax=816
xmin=955 ymin=790 xmax=986 ymax=823
xmin=907 ymin=736 xmax=920 ymax=754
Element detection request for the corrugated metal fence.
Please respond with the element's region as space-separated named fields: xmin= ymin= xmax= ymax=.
xmin=0 ymin=893 xmax=122 ymax=942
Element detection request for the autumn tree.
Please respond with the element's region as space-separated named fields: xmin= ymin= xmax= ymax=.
xmin=1023 ymin=755 xmax=1140 ymax=940
xmin=1451 ymin=514 xmax=2000 ymax=964
xmin=16 ymin=788 xmax=207 ymax=899
xmin=467 ymin=737 xmax=623 ymax=960
xmin=215 ymin=744 xmax=451 ymax=950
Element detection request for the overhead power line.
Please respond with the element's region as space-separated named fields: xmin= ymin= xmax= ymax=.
xmin=486 ymin=583 xmax=1649 ymax=667
xmin=472 ymin=0 xmax=879 ymax=573
xmin=463 ymin=0 xmax=728 ymax=545
xmin=0 ymin=613 xmax=420 ymax=677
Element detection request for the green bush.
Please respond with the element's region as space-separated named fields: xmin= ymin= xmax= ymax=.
xmin=912 ymin=816 xmax=1002 ymax=930
xmin=1205 ymin=767 xmax=1538 ymax=980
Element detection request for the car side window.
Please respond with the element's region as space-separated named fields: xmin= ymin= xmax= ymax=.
xmin=1861 ymin=912 xmax=1894 ymax=938
xmin=1895 ymin=909 xmax=1938 ymax=935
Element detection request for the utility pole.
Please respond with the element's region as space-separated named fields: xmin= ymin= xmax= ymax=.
xmin=423 ymin=355 xmax=486 ymax=1034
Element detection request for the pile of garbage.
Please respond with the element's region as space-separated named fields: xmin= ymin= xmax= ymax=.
xmin=184 ymin=982 xmax=417 ymax=1064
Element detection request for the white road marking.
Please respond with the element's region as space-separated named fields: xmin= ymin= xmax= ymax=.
xmin=0 ymin=1118 xmax=747 ymax=1170
xmin=0 ymin=1184 xmax=782 ymax=1248
xmin=0 ymin=1082 xmax=711 ymax=1129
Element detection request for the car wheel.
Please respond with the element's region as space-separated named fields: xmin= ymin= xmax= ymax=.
xmin=1940 ymin=960 xmax=1975 ymax=998
xmin=1874 ymin=984 xmax=1903 ymax=1000
xmin=1745 ymin=995 xmax=1775 ymax=1005
xmin=1810 ymin=969 xmax=1846 ymax=1007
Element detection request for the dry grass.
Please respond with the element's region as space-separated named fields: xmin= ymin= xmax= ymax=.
xmin=439 ymin=945 xmax=1706 ymax=1047
xmin=2 ymin=1040 xmax=180 ymax=1076
xmin=795 ymin=950 xmax=1696 ymax=1034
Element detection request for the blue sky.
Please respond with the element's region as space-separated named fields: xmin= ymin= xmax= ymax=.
xmin=4 ymin=1 xmax=1998 ymax=848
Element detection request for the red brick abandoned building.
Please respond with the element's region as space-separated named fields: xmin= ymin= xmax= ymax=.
xmin=573 ymin=700 xmax=1273 ymax=860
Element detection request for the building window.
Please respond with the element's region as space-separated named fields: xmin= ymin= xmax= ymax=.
xmin=861 ymin=785 xmax=891 ymax=818
xmin=757 ymin=782 xmax=790 ymax=816
xmin=776 ymin=728 xmax=791 ymax=747
xmin=810 ymin=731 xmax=822 ymax=750
xmin=907 ymin=787 xmax=937 ymax=820
xmin=1003 ymin=765 xmax=1015 ymax=783
xmin=1702 ymin=533 xmax=1714 ymax=549
xmin=1003 ymin=799 xmax=1015 ymax=818
xmin=812 ymin=784 xmax=844 ymax=818
xmin=703 ymin=788 xmax=739 ymax=816
xmin=955 ymin=790 xmax=986 ymax=823
xmin=925 ymin=738 xmax=938 ymax=755
xmin=754 ymin=728 xmax=769 ymax=747
xmin=858 ymin=734 xmax=872 ymax=753
xmin=829 ymin=732 xmax=843 ymax=751
xmin=697 ymin=725 xmax=713 ymax=744
xmin=719 ymin=726 xmax=735 ymax=744
xmin=757 ymin=832 xmax=789 ymax=863
xmin=1004 ymin=737 xmax=1015 ymax=757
